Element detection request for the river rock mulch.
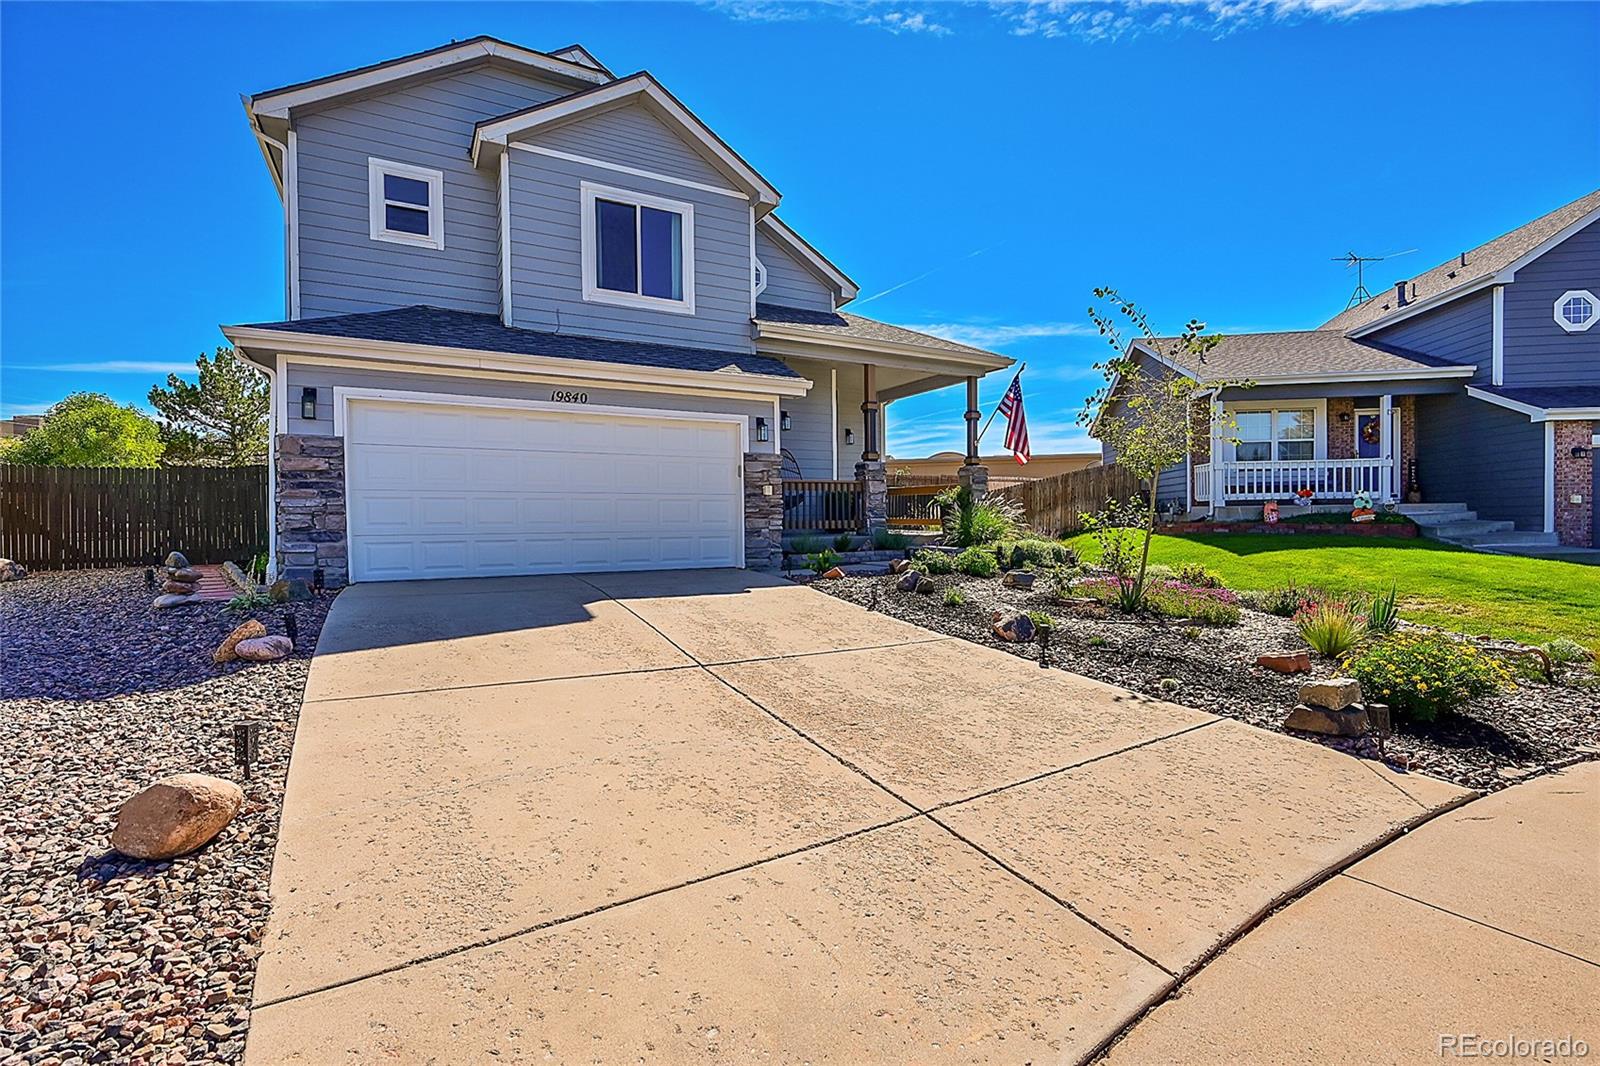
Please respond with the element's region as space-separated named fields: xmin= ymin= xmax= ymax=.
xmin=814 ymin=572 xmax=1599 ymax=794
xmin=1 ymin=569 xmax=331 ymax=1066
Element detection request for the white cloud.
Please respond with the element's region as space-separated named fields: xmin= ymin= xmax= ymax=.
xmin=892 ymin=320 xmax=1097 ymax=348
xmin=858 ymin=9 xmax=952 ymax=34
xmin=19 ymin=360 xmax=197 ymax=375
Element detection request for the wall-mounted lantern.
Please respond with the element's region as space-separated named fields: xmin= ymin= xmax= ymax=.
xmin=301 ymin=387 xmax=319 ymax=421
xmin=780 ymin=410 xmax=792 ymax=432
xmin=754 ymin=417 xmax=770 ymax=443
xmin=1338 ymin=411 xmax=1352 ymax=424
xmin=1573 ymin=445 xmax=1592 ymax=460
xmin=844 ymin=428 xmax=855 ymax=446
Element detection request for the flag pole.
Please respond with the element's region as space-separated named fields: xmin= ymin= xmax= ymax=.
xmin=975 ymin=363 xmax=1024 ymax=444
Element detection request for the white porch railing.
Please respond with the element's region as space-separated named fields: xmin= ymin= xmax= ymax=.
xmin=1193 ymin=458 xmax=1394 ymax=504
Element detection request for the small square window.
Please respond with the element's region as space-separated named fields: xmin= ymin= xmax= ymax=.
xmin=368 ymin=159 xmax=444 ymax=250
xmin=1555 ymin=290 xmax=1598 ymax=333
xmin=581 ymin=182 xmax=695 ymax=314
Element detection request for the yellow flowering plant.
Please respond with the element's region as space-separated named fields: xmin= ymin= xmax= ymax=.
xmin=1342 ymin=633 xmax=1511 ymax=722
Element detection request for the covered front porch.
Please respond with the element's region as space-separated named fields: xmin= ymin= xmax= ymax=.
xmin=1188 ymin=389 xmax=1428 ymax=513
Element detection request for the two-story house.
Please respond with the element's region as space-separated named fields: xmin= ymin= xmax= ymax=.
xmin=1098 ymin=190 xmax=1600 ymax=551
xmin=223 ymin=37 xmax=1011 ymax=586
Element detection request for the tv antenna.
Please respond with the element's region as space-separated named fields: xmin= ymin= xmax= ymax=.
xmin=1332 ymin=248 xmax=1416 ymax=309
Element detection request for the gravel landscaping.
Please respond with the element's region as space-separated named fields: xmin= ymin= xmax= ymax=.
xmin=1 ymin=569 xmax=331 ymax=1066
xmin=814 ymin=571 xmax=1600 ymax=793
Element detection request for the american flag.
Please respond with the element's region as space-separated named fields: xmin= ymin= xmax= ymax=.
xmin=997 ymin=375 xmax=1030 ymax=464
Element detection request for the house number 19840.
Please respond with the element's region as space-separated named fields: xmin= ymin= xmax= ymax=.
xmin=550 ymin=390 xmax=589 ymax=404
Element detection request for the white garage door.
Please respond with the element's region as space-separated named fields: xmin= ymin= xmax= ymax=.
xmin=344 ymin=398 xmax=744 ymax=582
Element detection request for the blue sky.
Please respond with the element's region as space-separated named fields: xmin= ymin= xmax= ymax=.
xmin=2 ymin=1 xmax=1596 ymax=459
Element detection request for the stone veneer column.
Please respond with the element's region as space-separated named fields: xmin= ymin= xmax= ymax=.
xmin=742 ymin=452 xmax=783 ymax=570
xmin=856 ymin=459 xmax=888 ymax=533
xmin=1553 ymin=421 xmax=1594 ymax=548
xmin=276 ymin=434 xmax=348 ymax=587
xmin=957 ymin=463 xmax=989 ymax=500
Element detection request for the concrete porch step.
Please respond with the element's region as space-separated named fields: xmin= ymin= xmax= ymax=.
xmin=1404 ymin=509 xmax=1477 ymax=527
xmin=1424 ymin=519 xmax=1517 ymax=541
xmin=1394 ymin=502 xmax=1476 ymax=514
xmin=1447 ymin=530 xmax=1558 ymax=548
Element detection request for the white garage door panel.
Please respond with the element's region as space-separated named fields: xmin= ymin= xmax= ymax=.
xmin=345 ymin=399 xmax=744 ymax=581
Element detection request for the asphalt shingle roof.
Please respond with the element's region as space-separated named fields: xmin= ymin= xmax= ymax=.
xmin=755 ymin=303 xmax=1003 ymax=359
xmin=1140 ymin=330 xmax=1466 ymax=381
xmin=1473 ymin=384 xmax=1600 ymax=411
xmin=230 ymin=305 xmax=805 ymax=380
xmin=1321 ymin=189 xmax=1600 ymax=333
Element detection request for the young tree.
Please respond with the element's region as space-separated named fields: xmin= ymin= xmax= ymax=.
xmin=147 ymin=347 xmax=269 ymax=466
xmin=1078 ymin=289 xmax=1241 ymax=609
xmin=5 ymin=393 xmax=165 ymax=467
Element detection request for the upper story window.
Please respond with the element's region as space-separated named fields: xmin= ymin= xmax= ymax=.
xmin=368 ymin=159 xmax=444 ymax=250
xmin=580 ymin=182 xmax=695 ymax=315
xmin=1555 ymin=289 xmax=1598 ymax=333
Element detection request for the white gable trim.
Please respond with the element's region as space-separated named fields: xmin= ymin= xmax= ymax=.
xmin=1348 ymin=203 xmax=1600 ymax=339
xmin=758 ymin=215 xmax=858 ymax=303
xmin=1465 ymin=385 xmax=1600 ymax=422
xmin=508 ymin=142 xmax=746 ymax=200
xmin=473 ymin=75 xmax=779 ymax=211
xmin=249 ymin=38 xmax=606 ymax=118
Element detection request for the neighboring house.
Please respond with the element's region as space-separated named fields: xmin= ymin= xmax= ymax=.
xmin=887 ymin=450 xmax=1100 ymax=482
xmin=0 ymin=415 xmax=46 ymax=439
xmin=1096 ymin=190 xmax=1600 ymax=550
xmin=222 ymin=38 xmax=1010 ymax=585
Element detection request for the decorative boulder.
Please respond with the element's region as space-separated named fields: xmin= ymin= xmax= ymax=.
xmin=164 ymin=551 xmax=190 ymax=570
xmin=820 ymin=566 xmax=846 ymax=579
xmin=234 ymin=635 xmax=294 ymax=662
xmin=162 ymin=579 xmax=198 ymax=595
xmin=0 ymin=558 xmax=26 ymax=582
xmin=152 ymin=593 xmax=202 ymax=609
xmin=992 ymin=611 xmax=1037 ymax=643
xmin=1257 ymin=650 xmax=1312 ymax=674
xmin=110 ymin=774 xmax=243 ymax=860
xmin=1002 ymin=571 xmax=1037 ymax=590
xmin=895 ymin=569 xmax=926 ymax=593
xmin=168 ymin=567 xmax=201 ymax=583
xmin=268 ymin=578 xmax=313 ymax=603
xmin=213 ymin=620 xmax=267 ymax=664
xmin=889 ymin=558 xmax=912 ymax=574
xmin=1284 ymin=702 xmax=1371 ymax=737
xmin=1299 ymin=677 xmax=1362 ymax=711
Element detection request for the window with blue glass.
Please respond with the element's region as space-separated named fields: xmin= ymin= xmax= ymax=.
xmin=368 ymin=159 xmax=444 ymax=250
xmin=581 ymin=182 xmax=695 ymax=313
xmin=1556 ymin=290 xmax=1598 ymax=333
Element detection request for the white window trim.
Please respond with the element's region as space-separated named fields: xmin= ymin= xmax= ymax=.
xmin=1221 ymin=399 xmax=1327 ymax=462
xmin=580 ymin=181 xmax=696 ymax=316
xmin=368 ymin=158 xmax=444 ymax=250
xmin=1555 ymin=289 xmax=1598 ymax=333
xmin=754 ymin=256 xmax=768 ymax=299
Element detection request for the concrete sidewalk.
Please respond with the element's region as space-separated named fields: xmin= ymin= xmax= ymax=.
xmin=1106 ymin=762 xmax=1600 ymax=1065
xmin=244 ymin=570 xmax=1476 ymax=1064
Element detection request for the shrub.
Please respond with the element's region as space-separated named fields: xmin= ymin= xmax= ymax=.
xmin=1543 ymin=637 xmax=1594 ymax=665
xmin=993 ymin=538 xmax=1076 ymax=571
xmin=1174 ymin=562 xmax=1224 ymax=589
xmin=1182 ymin=626 xmax=1201 ymax=642
xmin=1157 ymin=677 xmax=1181 ymax=695
xmin=1367 ymin=585 xmax=1401 ymax=635
xmin=1295 ymin=601 xmax=1367 ymax=657
xmin=805 ymin=548 xmax=840 ymax=574
xmin=953 ymin=545 xmax=1000 ymax=578
xmin=225 ymin=591 xmax=272 ymax=612
xmin=871 ymin=528 xmax=911 ymax=551
xmin=1077 ymin=576 xmax=1240 ymax=625
xmin=788 ymin=534 xmax=824 ymax=555
xmin=1239 ymin=583 xmax=1326 ymax=618
xmin=1343 ymin=634 xmax=1511 ymax=721
xmin=1027 ymin=610 xmax=1055 ymax=633
xmin=1087 ymin=634 xmax=1108 ymax=647
xmin=942 ymin=587 xmax=967 ymax=607
xmin=912 ymin=549 xmax=955 ymax=575
xmin=938 ymin=485 xmax=1021 ymax=547
xmin=831 ymin=533 xmax=855 ymax=553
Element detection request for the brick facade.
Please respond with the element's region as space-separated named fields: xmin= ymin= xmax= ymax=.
xmin=1327 ymin=398 xmax=1356 ymax=459
xmin=742 ymin=452 xmax=783 ymax=570
xmin=1553 ymin=420 xmax=1595 ymax=548
xmin=276 ymin=434 xmax=348 ymax=587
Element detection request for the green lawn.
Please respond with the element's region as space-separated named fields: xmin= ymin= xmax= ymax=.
xmin=1064 ymin=533 xmax=1600 ymax=649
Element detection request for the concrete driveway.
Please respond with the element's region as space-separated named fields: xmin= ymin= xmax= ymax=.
xmin=246 ymin=569 xmax=1473 ymax=1064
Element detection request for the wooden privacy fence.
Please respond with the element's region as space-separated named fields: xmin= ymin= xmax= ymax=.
xmin=993 ymin=464 xmax=1144 ymax=537
xmin=0 ymin=465 xmax=269 ymax=571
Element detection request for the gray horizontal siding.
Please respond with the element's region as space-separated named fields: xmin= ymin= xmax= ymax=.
xmin=756 ymin=227 xmax=834 ymax=312
xmin=1155 ymin=462 xmax=1186 ymax=508
xmin=283 ymin=362 xmax=777 ymax=454
xmin=293 ymin=61 xmax=573 ymax=319
xmin=835 ymin=363 xmax=866 ymax=478
xmin=507 ymin=146 xmax=754 ymax=352
xmin=776 ymin=357 xmax=835 ymax=479
xmin=1415 ymin=392 xmax=1544 ymax=530
xmin=1367 ymin=289 xmax=1494 ymax=382
xmin=519 ymin=104 xmax=729 ymax=188
xmin=1503 ymin=219 xmax=1600 ymax=388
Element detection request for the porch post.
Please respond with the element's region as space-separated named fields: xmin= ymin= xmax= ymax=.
xmin=964 ymin=376 xmax=980 ymax=464
xmin=1210 ymin=392 xmax=1225 ymax=514
xmin=1378 ymin=393 xmax=1394 ymax=502
xmin=855 ymin=364 xmax=887 ymax=533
